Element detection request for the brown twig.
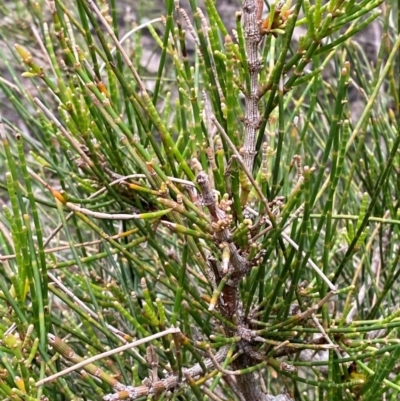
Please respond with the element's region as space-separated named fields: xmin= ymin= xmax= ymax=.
xmin=102 ymin=346 xmax=231 ymax=401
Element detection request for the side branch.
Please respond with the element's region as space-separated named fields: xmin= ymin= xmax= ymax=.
xmin=103 ymin=346 xmax=230 ymax=401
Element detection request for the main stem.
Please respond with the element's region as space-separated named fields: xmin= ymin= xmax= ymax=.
xmin=242 ymin=0 xmax=262 ymax=172
xmin=225 ymin=1 xmax=269 ymax=400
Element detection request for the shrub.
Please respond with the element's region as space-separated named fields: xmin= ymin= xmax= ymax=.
xmin=0 ymin=0 xmax=399 ymax=400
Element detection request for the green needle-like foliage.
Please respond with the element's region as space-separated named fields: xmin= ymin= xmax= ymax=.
xmin=0 ymin=0 xmax=399 ymax=400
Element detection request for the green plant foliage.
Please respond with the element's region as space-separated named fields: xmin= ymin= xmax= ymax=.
xmin=0 ymin=0 xmax=399 ymax=400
